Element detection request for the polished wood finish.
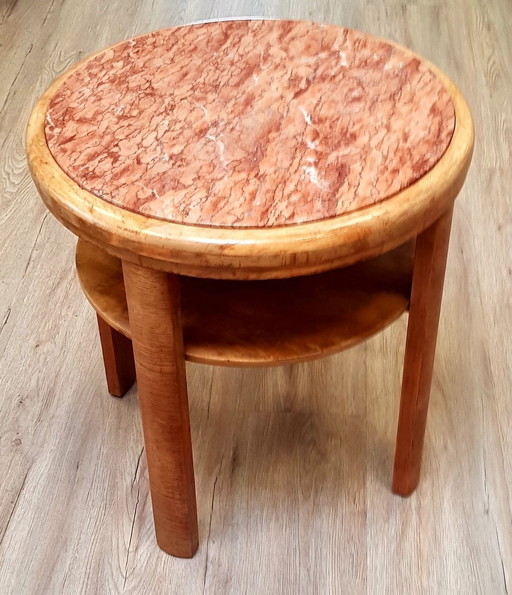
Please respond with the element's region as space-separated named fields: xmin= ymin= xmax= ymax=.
xmin=77 ymin=239 xmax=414 ymax=367
xmin=96 ymin=314 xmax=135 ymax=397
xmin=26 ymin=51 xmax=474 ymax=280
xmin=393 ymin=208 xmax=454 ymax=495
xmin=24 ymin=14 xmax=474 ymax=559
xmin=75 ymin=242 xmax=130 ymax=338
xmin=122 ymin=261 xmax=198 ymax=558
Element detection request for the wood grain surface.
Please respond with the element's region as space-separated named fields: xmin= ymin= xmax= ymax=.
xmin=1 ymin=0 xmax=510 ymax=593
xmin=123 ymin=262 xmax=199 ymax=558
xmin=96 ymin=314 xmax=136 ymax=398
xmin=76 ymin=238 xmax=413 ymax=367
xmin=392 ymin=207 xmax=453 ymax=496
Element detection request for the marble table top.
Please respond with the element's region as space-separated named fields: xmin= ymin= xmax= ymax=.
xmin=45 ymin=19 xmax=455 ymax=229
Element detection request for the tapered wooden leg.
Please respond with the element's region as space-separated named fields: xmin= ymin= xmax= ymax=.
xmin=393 ymin=207 xmax=454 ymax=496
xmin=97 ymin=315 xmax=136 ymax=397
xmin=122 ymin=261 xmax=198 ymax=558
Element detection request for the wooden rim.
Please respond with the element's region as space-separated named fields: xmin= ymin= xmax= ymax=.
xmin=26 ymin=23 xmax=474 ymax=279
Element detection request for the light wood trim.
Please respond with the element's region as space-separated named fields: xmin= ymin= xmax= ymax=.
xmin=77 ymin=239 xmax=414 ymax=367
xmin=122 ymin=261 xmax=198 ymax=557
xmin=392 ymin=207 xmax=454 ymax=496
xmin=26 ymin=32 xmax=474 ymax=280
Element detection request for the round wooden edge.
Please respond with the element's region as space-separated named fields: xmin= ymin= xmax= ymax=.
xmin=26 ymin=21 xmax=475 ymax=280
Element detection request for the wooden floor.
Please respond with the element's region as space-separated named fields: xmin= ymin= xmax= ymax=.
xmin=1 ymin=0 xmax=510 ymax=593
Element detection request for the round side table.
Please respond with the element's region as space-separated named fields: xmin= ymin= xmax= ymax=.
xmin=26 ymin=19 xmax=474 ymax=558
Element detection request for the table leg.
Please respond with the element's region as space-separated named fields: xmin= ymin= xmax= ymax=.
xmin=122 ymin=261 xmax=198 ymax=558
xmin=97 ymin=315 xmax=136 ymax=397
xmin=392 ymin=207 xmax=454 ymax=496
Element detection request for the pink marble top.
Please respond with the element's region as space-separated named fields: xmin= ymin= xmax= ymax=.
xmin=45 ymin=20 xmax=455 ymax=228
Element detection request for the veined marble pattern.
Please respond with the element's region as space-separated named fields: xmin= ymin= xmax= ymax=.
xmin=45 ymin=20 xmax=455 ymax=228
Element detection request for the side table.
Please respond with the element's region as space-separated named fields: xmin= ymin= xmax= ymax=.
xmin=26 ymin=19 xmax=474 ymax=557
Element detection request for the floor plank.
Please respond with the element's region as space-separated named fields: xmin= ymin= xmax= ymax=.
xmin=1 ymin=0 xmax=510 ymax=593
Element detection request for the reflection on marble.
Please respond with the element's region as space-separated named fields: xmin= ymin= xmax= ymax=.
xmin=45 ymin=20 xmax=455 ymax=228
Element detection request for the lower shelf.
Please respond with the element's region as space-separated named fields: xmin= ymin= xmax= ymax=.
xmin=76 ymin=239 xmax=413 ymax=367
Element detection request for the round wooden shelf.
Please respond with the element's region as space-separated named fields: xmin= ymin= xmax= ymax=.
xmin=76 ymin=239 xmax=413 ymax=367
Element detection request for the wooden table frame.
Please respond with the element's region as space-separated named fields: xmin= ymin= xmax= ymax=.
xmin=26 ymin=36 xmax=474 ymax=558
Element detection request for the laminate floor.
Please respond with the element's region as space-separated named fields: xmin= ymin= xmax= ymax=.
xmin=0 ymin=0 xmax=510 ymax=593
